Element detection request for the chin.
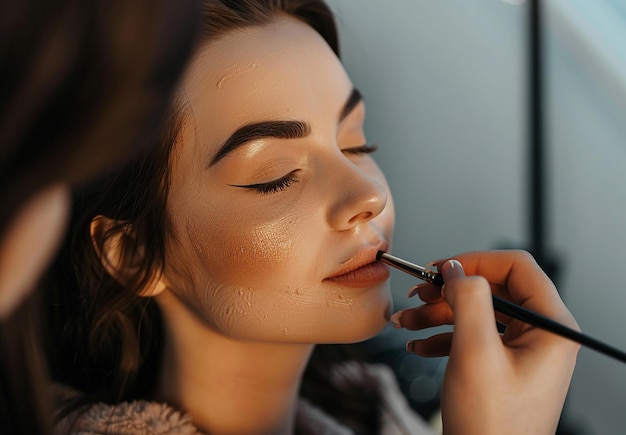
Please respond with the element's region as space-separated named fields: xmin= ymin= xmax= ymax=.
xmin=352 ymin=302 xmax=393 ymax=343
xmin=325 ymin=290 xmax=393 ymax=344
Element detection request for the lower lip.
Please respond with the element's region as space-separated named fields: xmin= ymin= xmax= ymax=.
xmin=324 ymin=262 xmax=390 ymax=288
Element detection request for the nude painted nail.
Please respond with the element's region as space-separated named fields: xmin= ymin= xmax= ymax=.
xmin=407 ymin=285 xmax=421 ymax=298
xmin=389 ymin=311 xmax=403 ymax=328
xmin=405 ymin=341 xmax=415 ymax=353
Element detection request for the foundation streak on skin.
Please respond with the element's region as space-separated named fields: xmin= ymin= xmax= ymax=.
xmin=215 ymin=61 xmax=258 ymax=89
xmin=184 ymin=215 xmax=318 ymax=336
xmin=186 ymin=213 xmax=296 ymax=265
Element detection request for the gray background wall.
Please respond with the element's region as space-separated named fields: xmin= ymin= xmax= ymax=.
xmin=325 ymin=1 xmax=626 ymax=434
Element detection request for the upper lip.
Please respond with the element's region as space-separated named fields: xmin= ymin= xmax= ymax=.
xmin=325 ymin=241 xmax=389 ymax=279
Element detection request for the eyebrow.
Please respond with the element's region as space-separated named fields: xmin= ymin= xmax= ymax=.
xmin=339 ymin=88 xmax=363 ymax=123
xmin=208 ymin=88 xmax=363 ymax=167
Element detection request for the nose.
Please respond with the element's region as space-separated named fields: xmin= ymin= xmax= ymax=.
xmin=325 ymin=159 xmax=388 ymax=232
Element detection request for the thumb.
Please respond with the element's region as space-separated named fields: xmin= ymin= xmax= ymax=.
xmin=441 ymin=260 xmax=501 ymax=356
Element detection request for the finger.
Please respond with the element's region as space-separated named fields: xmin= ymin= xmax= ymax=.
xmin=441 ymin=260 xmax=502 ymax=357
xmin=407 ymin=283 xmax=427 ymax=298
xmin=440 ymin=250 xmax=576 ymax=329
xmin=390 ymin=301 xmax=453 ymax=330
xmin=408 ymin=332 xmax=453 ymax=357
xmin=415 ymin=283 xmax=442 ymax=303
xmin=447 ymin=250 xmax=558 ymax=307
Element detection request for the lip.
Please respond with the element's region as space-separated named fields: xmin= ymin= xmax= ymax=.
xmin=324 ymin=243 xmax=390 ymax=288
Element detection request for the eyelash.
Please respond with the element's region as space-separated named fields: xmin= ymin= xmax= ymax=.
xmin=235 ymin=143 xmax=377 ymax=195
xmin=234 ymin=170 xmax=301 ymax=195
xmin=342 ymin=143 xmax=378 ymax=155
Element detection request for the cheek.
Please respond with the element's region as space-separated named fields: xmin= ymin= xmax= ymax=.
xmin=184 ymin=206 xmax=305 ymax=287
xmin=163 ymin=206 xmax=305 ymax=331
xmin=166 ymin=206 xmax=336 ymax=340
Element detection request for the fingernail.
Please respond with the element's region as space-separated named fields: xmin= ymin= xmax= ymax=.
xmin=405 ymin=341 xmax=415 ymax=353
xmin=441 ymin=259 xmax=464 ymax=280
xmin=407 ymin=284 xmax=425 ymax=298
xmin=389 ymin=310 xmax=403 ymax=328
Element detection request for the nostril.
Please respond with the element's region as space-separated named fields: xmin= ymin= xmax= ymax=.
xmin=349 ymin=211 xmax=373 ymax=225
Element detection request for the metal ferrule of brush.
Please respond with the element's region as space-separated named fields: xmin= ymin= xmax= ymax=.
xmin=378 ymin=252 xmax=444 ymax=286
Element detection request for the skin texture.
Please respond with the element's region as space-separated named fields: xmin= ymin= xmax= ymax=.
xmin=391 ymin=250 xmax=580 ymax=435
xmin=157 ymin=16 xmax=395 ymax=344
xmin=112 ymin=16 xmax=395 ymax=434
xmin=0 ymin=184 xmax=70 ymax=318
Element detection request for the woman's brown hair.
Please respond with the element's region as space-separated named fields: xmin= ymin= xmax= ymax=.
xmin=44 ymin=2 xmax=383 ymax=433
xmin=0 ymin=0 xmax=200 ymax=433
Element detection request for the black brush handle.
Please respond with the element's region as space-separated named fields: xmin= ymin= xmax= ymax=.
xmin=492 ymin=295 xmax=626 ymax=363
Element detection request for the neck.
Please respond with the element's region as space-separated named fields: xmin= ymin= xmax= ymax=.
xmin=153 ymin=290 xmax=314 ymax=435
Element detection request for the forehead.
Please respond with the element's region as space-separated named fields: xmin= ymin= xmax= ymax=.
xmin=179 ymin=16 xmax=353 ymax=150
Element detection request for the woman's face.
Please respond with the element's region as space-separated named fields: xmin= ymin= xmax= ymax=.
xmin=161 ymin=16 xmax=395 ymax=343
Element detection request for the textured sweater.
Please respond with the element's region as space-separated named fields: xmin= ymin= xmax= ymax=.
xmin=55 ymin=364 xmax=437 ymax=435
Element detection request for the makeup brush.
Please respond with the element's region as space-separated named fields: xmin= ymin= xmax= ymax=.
xmin=378 ymin=251 xmax=626 ymax=364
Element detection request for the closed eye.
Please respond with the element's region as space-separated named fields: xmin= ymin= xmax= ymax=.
xmin=229 ymin=170 xmax=301 ymax=195
xmin=342 ymin=143 xmax=378 ymax=155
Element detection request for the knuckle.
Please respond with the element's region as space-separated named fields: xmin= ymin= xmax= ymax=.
xmin=509 ymin=249 xmax=536 ymax=265
xmin=454 ymin=276 xmax=489 ymax=297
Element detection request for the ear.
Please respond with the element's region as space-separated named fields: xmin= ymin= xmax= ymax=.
xmin=90 ymin=216 xmax=166 ymax=297
xmin=0 ymin=184 xmax=70 ymax=319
